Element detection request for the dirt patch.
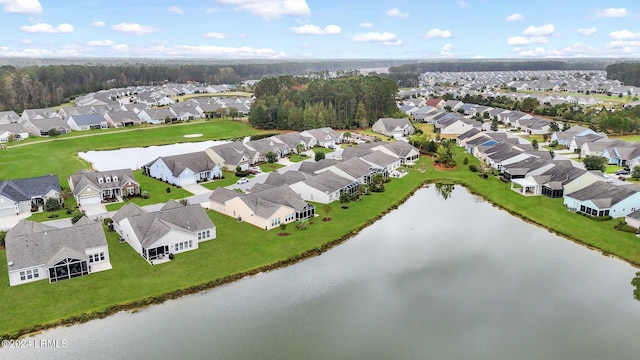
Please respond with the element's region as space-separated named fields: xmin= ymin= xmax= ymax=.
xmin=278 ymin=232 xmax=290 ymax=236
xmin=322 ymin=217 xmax=332 ymax=222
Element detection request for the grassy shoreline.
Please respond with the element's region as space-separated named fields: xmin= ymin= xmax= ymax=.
xmin=2 ymin=135 xmax=640 ymax=341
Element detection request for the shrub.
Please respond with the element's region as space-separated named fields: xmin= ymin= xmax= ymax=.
xmin=469 ymin=164 xmax=478 ymax=172
xmin=165 ymin=187 xmax=171 ymax=194
xmin=141 ymin=191 xmax=150 ymax=199
xmin=48 ymin=214 xmax=59 ymax=219
xmin=44 ymin=198 xmax=62 ymax=212
xmin=463 ymin=157 xmax=469 ymax=165
xmin=0 ymin=230 xmax=6 ymax=247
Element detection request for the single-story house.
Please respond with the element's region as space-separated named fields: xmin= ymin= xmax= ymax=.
xmin=371 ymin=118 xmax=416 ymax=139
xmin=0 ymin=122 xmax=29 ymax=142
xmin=145 ymin=151 xmax=222 ymax=186
xmin=5 ymin=217 xmax=112 ymax=286
xmin=300 ymin=127 xmax=343 ymax=148
xmin=69 ymin=169 xmax=140 ymax=206
xmin=289 ymin=171 xmax=358 ymax=204
xmin=66 ymin=114 xmax=109 ymax=131
xmin=209 ymin=185 xmax=315 ymax=230
xmin=104 ymin=111 xmax=142 ymax=127
xmin=563 ymin=181 xmax=640 ymax=218
xmin=205 ymin=142 xmax=256 ymax=171
xmin=112 ymin=200 xmax=216 ymax=264
xmin=0 ymin=175 xmax=62 ymax=216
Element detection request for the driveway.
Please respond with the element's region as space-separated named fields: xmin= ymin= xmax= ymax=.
xmin=80 ymin=203 xmax=108 ymax=219
xmin=0 ymin=213 xmax=30 ymax=231
xmin=182 ymin=183 xmax=211 ymax=195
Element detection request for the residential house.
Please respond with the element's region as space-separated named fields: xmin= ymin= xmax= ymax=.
xmin=58 ymin=106 xmax=96 ymax=119
xmin=0 ymin=110 xmax=19 ymax=124
xmin=289 ymin=171 xmax=358 ymax=204
xmin=435 ymin=116 xmax=479 ymax=135
xmin=145 ymin=151 xmax=222 ymax=186
xmin=602 ymin=142 xmax=640 ymax=167
xmin=0 ymin=175 xmax=62 ymax=216
xmin=360 ymin=150 xmax=401 ymax=173
xmin=371 ymin=118 xmax=416 ymax=139
xmin=371 ymin=141 xmax=420 ymax=164
xmin=205 ymin=142 xmax=257 ymax=171
xmin=625 ymin=209 xmax=640 ymax=229
xmin=209 ymin=185 xmax=315 ymax=230
xmin=104 ymin=111 xmax=142 ymax=127
xmin=300 ymin=127 xmax=343 ymax=148
xmin=271 ymin=132 xmax=314 ymax=153
xmin=0 ymin=122 xmax=29 ymax=142
xmin=5 ymin=217 xmax=111 ymax=286
xmin=426 ymin=98 xmax=445 ymax=109
xmin=551 ymin=125 xmax=598 ymax=147
xmin=409 ymin=106 xmax=438 ymax=122
xmin=69 ymin=169 xmax=140 ymax=206
xmin=112 ymin=201 xmax=216 ymax=264
xmin=66 ymin=114 xmax=109 ymax=131
xmin=21 ymin=108 xmax=70 ymax=136
xmin=137 ymin=108 xmax=177 ymax=124
xmin=563 ymin=181 xmax=640 ymax=218
xmin=245 ymin=138 xmax=290 ymax=162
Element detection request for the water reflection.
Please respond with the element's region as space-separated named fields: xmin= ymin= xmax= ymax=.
xmin=434 ymin=182 xmax=454 ymax=200
xmin=632 ymin=272 xmax=640 ymax=301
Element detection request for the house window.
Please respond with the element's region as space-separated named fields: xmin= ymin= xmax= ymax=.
xmin=98 ymin=177 xmax=104 ymax=184
xmin=206 ymin=230 xmax=210 ymax=238
xmin=179 ymin=242 xmax=184 ymax=250
xmin=105 ymin=176 xmax=111 ymax=183
xmin=175 ymin=244 xmax=179 ymax=252
xmin=198 ymin=232 xmax=202 ymax=240
xmin=19 ymin=271 xmax=25 ymax=281
xmin=113 ymin=176 xmax=118 ymax=182
xmin=33 ymin=269 xmax=39 ymax=278
xmin=189 ymin=240 xmax=193 ymax=248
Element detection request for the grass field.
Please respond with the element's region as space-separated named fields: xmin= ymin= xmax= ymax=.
xmin=2 ymin=129 xmax=640 ymax=339
xmin=104 ymin=171 xmax=193 ymax=211
xmin=611 ymin=135 xmax=640 ymax=142
xmin=288 ymin=154 xmax=311 ymax=162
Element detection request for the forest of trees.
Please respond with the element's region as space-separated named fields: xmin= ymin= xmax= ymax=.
xmin=389 ymin=60 xmax=609 ymax=74
xmin=606 ymin=62 xmax=640 ymax=86
xmin=248 ymin=75 xmax=400 ymax=130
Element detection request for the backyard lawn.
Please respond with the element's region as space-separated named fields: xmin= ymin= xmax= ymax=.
xmin=288 ymin=154 xmax=311 ymax=162
xmin=3 ymin=128 xmax=640 ymax=340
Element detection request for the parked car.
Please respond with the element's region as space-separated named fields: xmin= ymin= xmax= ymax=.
xmin=249 ymin=166 xmax=262 ymax=174
xmin=615 ymin=169 xmax=630 ymax=175
xmin=236 ymin=177 xmax=249 ymax=185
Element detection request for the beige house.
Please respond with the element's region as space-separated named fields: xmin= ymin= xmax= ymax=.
xmin=209 ymin=185 xmax=315 ymax=230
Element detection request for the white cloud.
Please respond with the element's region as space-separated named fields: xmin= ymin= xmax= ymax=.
xmin=203 ymin=32 xmax=227 ymax=39
xmin=0 ymin=0 xmax=42 ymax=14
xmin=111 ymin=23 xmax=158 ymax=35
xmin=359 ymin=22 xmax=373 ymax=29
xmin=595 ymin=7 xmax=629 ymax=18
xmin=111 ymin=44 xmax=129 ymax=52
xmin=20 ymin=23 xmax=73 ymax=34
xmin=216 ymin=0 xmax=310 ymax=19
xmin=440 ymin=43 xmax=453 ymax=56
xmin=291 ymin=24 xmax=340 ymax=35
xmin=456 ymin=1 xmax=468 ymax=9
xmin=507 ymin=36 xmax=531 ymax=45
xmin=352 ymin=31 xmax=397 ymax=42
xmin=20 ymin=39 xmax=32 ymax=44
xmin=87 ymin=40 xmax=115 ymax=46
xmin=168 ymin=5 xmax=183 ymax=15
xmin=610 ymin=30 xmax=640 ymax=41
xmin=522 ymin=24 xmax=554 ymax=36
xmin=505 ymin=13 xmax=524 ymax=22
xmin=384 ymin=39 xmax=403 ymax=46
xmin=386 ymin=8 xmax=408 ymax=17
xmin=424 ymin=28 xmax=452 ymax=39
xmin=165 ymin=44 xmax=286 ymax=58
xmin=577 ymin=27 xmax=597 ymax=36
xmin=519 ymin=47 xmax=546 ymax=57
xmin=91 ymin=21 xmax=106 ymax=27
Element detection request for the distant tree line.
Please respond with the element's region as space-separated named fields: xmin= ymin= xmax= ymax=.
xmin=389 ymin=60 xmax=608 ymax=74
xmin=606 ymin=62 xmax=640 ymax=86
xmin=249 ymin=75 xmax=399 ymax=130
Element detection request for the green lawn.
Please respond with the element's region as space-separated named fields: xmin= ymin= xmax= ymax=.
xmin=313 ymin=147 xmax=335 ymax=155
xmin=611 ymin=135 xmax=640 ymax=142
xmin=4 ymin=129 xmax=640 ymax=339
xmin=259 ymin=162 xmax=284 ymax=172
xmin=105 ymin=171 xmax=193 ymax=211
xmin=288 ymin=154 xmax=310 ymax=162
xmin=201 ymin=172 xmax=241 ymax=190
xmin=0 ymin=119 xmax=267 ymax=184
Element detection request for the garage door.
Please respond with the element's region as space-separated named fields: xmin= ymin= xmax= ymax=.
xmin=0 ymin=206 xmax=16 ymax=217
xmin=79 ymin=195 xmax=101 ymax=206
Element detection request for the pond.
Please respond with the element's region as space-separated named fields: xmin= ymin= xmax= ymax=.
xmin=5 ymin=185 xmax=640 ymax=359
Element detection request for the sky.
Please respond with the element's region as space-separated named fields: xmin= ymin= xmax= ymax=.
xmin=0 ymin=0 xmax=639 ymax=59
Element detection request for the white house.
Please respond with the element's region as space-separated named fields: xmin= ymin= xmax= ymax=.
xmin=289 ymin=171 xmax=358 ymax=204
xmin=112 ymin=200 xmax=216 ymax=264
xmin=145 ymin=151 xmax=222 ymax=186
xmin=5 ymin=217 xmax=112 ymax=286
xmin=371 ymin=118 xmax=416 ymax=139
xmin=563 ymin=181 xmax=640 ymax=218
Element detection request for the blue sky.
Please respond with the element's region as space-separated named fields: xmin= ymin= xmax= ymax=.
xmin=1 ymin=0 xmax=639 ymax=59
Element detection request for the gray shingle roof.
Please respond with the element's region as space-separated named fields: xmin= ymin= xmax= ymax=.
xmin=565 ymin=181 xmax=638 ymax=208
xmin=147 ymin=151 xmax=218 ymax=176
xmin=0 ymin=175 xmax=61 ymax=202
xmin=67 ymin=114 xmax=107 ymax=127
xmin=69 ymin=169 xmax=138 ymax=196
xmin=303 ymin=171 xmax=354 ymax=193
xmin=5 ymin=218 xmax=107 ymax=270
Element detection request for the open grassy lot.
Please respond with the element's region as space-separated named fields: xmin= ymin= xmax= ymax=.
xmin=0 ymin=119 xmax=268 ymax=182
xmin=611 ymin=135 xmax=640 ymax=142
xmin=259 ymin=162 xmax=284 ymax=172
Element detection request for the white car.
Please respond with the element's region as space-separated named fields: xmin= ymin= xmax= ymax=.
xmin=249 ymin=166 xmax=262 ymax=174
xmin=237 ymin=177 xmax=249 ymax=185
